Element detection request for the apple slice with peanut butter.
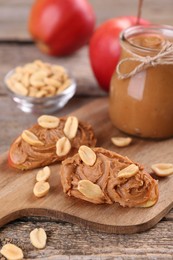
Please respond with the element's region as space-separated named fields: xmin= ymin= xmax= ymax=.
xmin=60 ymin=147 xmax=159 ymax=208
xmin=8 ymin=115 xmax=96 ymax=170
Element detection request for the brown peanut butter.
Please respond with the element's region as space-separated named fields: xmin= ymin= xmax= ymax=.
xmin=109 ymin=25 xmax=173 ymax=138
xmin=60 ymin=147 xmax=159 ymax=207
xmin=9 ymin=117 xmax=96 ymax=170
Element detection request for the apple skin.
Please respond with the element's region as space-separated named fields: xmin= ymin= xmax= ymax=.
xmin=8 ymin=138 xmax=28 ymax=171
xmin=8 ymin=153 xmax=22 ymax=170
xmin=29 ymin=0 xmax=95 ymax=56
xmin=8 ymin=154 xmax=26 ymax=171
xmin=89 ymin=16 xmax=150 ymax=92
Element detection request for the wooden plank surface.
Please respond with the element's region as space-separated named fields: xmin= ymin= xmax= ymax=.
xmin=0 ymin=98 xmax=173 ymax=259
xmin=1 ymin=98 xmax=173 ymax=235
xmin=0 ymin=0 xmax=173 ymax=259
xmin=1 ymin=213 xmax=173 ymax=260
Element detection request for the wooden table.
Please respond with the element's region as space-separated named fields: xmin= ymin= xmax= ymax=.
xmin=0 ymin=1 xmax=173 ymax=259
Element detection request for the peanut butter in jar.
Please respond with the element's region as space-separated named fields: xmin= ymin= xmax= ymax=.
xmin=109 ymin=25 xmax=173 ymax=139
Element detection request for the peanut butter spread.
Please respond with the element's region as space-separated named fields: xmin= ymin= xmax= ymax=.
xmin=9 ymin=118 xmax=96 ymax=170
xmin=60 ymin=147 xmax=159 ymax=208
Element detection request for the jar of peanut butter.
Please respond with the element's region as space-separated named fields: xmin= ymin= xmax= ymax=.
xmin=109 ymin=25 xmax=173 ymax=138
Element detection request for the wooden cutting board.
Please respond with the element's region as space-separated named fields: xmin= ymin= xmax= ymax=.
xmin=0 ymin=98 xmax=173 ymax=234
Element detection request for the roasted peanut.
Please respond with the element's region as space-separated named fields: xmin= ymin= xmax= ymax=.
xmin=11 ymin=82 xmax=28 ymax=96
xmin=21 ymin=72 xmax=30 ymax=88
xmin=0 ymin=243 xmax=24 ymax=260
xmin=118 ymin=164 xmax=139 ymax=178
xmin=21 ymin=130 xmax=44 ymax=146
xmin=6 ymin=60 xmax=71 ymax=98
xmin=63 ymin=116 xmax=78 ymax=139
xmin=151 ymin=163 xmax=173 ymax=177
xmin=30 ymin=228 xmax=47 ymax=249
xmin=56 ymin=137 xmax=71 ymax=157
xmin=78 ymin=145 xmax=96 ymax=166
xmin=35 ymin=90 xmax=47 ymax=98
xmin=78 ymin=180 xmax=104 ymax=201
xmin=38 ymin=115 xmax=60 ymax=129
xmin=111 ymin=137 xmax=132 ymax=147
xmin=44 ymin=77 xmax=61 ymax=87
xmin=36 ymin=166 xmax=51 ymax=182
xmin=56 ymin=79 xmax=71 ymax=94
xmin=33 ymin=181 xmax=50 ymax=198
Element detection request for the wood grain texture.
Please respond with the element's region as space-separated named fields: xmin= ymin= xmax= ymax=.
xmin=0 ymin=215 xmax=173 ymax=260
xmin=0 ymin=1 xmax=173 ymax=258
xmin=1 ymin=95 xmax=173 ymax=258
xmin=0 ymin=98 xmax=173 ymax=236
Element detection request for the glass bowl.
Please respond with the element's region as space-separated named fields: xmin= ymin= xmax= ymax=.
xmin=4 ymin=69 xmax=77 ymax=114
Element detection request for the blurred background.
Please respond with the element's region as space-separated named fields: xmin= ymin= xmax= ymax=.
xmin=1 ymin=0 xmax=173 ymax=41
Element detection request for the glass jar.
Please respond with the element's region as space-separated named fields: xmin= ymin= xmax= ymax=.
xmin=109 ymin=25 xmax=173 ymax=138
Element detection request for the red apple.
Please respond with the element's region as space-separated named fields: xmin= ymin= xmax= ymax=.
xmin=29 ymin=0 xmax=95 ymax=56
xmin=89 ymin=16 xmax=150 ymax=92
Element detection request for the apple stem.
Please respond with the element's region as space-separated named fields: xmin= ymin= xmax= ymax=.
xmin=136 ymin=0 xmax=144 ymax=25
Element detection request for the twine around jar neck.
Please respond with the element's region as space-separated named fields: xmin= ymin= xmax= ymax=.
xmin=116 ymin=41 xmax=173 ymax=80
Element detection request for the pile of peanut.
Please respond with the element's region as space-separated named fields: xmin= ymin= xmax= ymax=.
xmin=6 ymin=60 xmax=72 ymax=98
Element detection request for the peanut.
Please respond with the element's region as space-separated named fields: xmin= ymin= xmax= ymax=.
xmin=21 ymin=130 xmax=44 ymax=146
xmin=0 ymin=243 xmax=24 ymax=260
xmin=30 ymin=228 xmax=47 ymax=249
xmin=11 ymin=82 xmax=28 ymax=96
xmin=38 ymin=115 xmax=60 ymax=129
xmin=52 ymin=65 xmax=66 ymax=74
xmin=43 ymin=85 xmax=57 ymax=96
xmin=78 ymin=145 xmax=96 ymax=166
xmin=57 ymin=79 xmax=71 ymax=94
xmin=36 ymin=166 xmax=51 ymax=182
xmin=56 ymin=137 xmax=71 ymax=157
xmin=6 ymin=60 xmax=71 ymax=98
xmin=118 ymin=164 xmax=139 ymax=178
xmin=21 ymin=72 xmax=30 ymax=88
xmin=63 ymin=116 xmax=78 ymax=139
xmin=24 ymin=63 xmax=39 ymax=73
xmin=44 ymin=77 xmax=61 ymax=87
xmin=151 ymin=163 xmax=173 ymax=177
xmin=33 ymin=181 xmax=50 ymax=198
xmin=35 ymin=89 xmax=47 ymax=98
xmin=29 ymin=71 xmax=46 ymax=87
xmin=111 ymin=137 xmax=132 ymax=147
xmin=78 ymin=180 xmax=104 ymax=201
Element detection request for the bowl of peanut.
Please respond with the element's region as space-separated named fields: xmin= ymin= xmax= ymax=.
xmin=4 ymin=60 xmax=76 ymax=114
